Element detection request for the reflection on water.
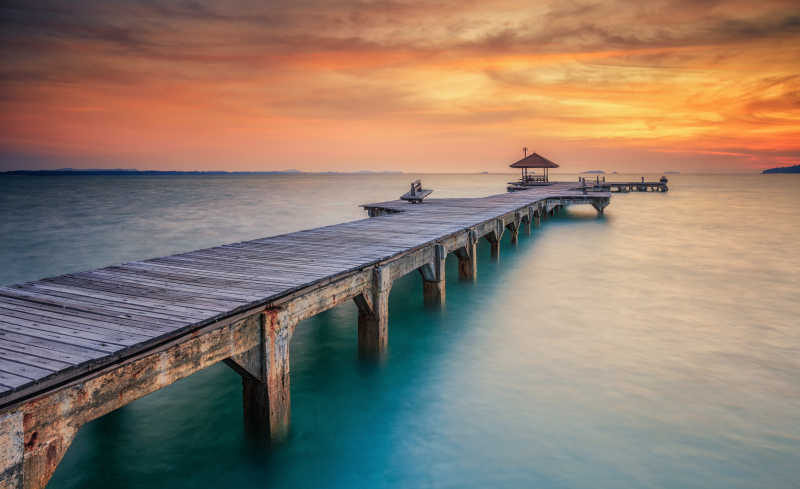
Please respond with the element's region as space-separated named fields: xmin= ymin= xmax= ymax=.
xmin=1 ymin=174 xmax=798 ymax=489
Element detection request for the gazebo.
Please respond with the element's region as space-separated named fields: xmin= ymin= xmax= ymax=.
xmin=510 ymin=151 xmax=559 ymax=185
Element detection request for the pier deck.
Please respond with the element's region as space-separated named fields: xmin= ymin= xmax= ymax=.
xmin=0 ymin=183 xmax=609 ymax=488
xmin=578 ymin=179 xmax=669 ymax=192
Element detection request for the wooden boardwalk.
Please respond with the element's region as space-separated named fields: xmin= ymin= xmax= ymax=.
xmin=576 ymin=177 xmax=669 ymax=193
xmin=0 ymin=183 xmax=609 ymax=488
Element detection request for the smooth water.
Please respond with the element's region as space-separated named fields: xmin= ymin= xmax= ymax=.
xmin=1 ymin=174 xmax=798 ymax=489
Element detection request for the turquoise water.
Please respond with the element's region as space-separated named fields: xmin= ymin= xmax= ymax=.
xmin=1 ymin=174 xmax=799 ymax=488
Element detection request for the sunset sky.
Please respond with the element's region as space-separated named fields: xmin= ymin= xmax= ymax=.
xmin=1 ymin=1 xmax=798 ymax=173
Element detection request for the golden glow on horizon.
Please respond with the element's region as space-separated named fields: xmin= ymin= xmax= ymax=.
xmin=1 ymin=1 xmax=798 ymax=172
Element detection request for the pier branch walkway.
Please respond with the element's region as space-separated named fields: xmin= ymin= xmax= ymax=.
xmin=0 ymin=183 xmax=609 ymax=488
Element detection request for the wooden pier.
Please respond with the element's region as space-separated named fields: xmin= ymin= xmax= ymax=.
xmin=577 ymin=176 xmax=669 ymax=193
xmin=0 ymin=183 xmax=610 ymax=488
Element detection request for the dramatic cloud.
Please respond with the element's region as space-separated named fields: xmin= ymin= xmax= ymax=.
xmin=1 ymin=0 xmax=798 ymax=171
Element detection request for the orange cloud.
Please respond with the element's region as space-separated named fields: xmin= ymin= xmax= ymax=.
xmin=1 ymin=0 xmax=798 ymax=172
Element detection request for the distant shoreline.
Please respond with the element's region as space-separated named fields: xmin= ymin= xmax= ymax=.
xmin=762 ymin=165 xmax=800 ymax=174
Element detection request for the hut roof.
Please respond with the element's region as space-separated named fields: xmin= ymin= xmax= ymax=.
xmin=510 ymin=152 xmax=560 ymax=168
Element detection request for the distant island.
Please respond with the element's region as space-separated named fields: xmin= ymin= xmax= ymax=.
xmin=664 ymin=171 xmax=680 ymax=174
xmin=762 ymin=165 xmax=800 ymax=174
xmin=581 ymin=170 xmax=605 ymax=174
xmin=1 ymin=168 xmax=404 ymax=176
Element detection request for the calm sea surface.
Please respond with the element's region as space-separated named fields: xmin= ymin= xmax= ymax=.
xmin=1 ymin=173 xmax=798 ymax=489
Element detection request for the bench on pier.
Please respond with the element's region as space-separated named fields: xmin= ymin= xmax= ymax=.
xmin=401 ymin=180 xmax=433 ymax=203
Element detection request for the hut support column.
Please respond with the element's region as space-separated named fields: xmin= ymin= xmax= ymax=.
xmin=455 ymin=232 xmax=477 ymax=281
xmin=225 ymin=309 xmax=294 ymax=443
xmin=420 ymin=244 xmax=446 ymax=306
xmin=354 ymin=267 xmax=391 ymax=356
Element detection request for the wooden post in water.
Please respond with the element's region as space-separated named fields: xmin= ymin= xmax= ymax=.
xmin=224 ymin=310 xmax=294 ymax=442
xmin=490 ymin=239 xmax=500 ymax=259
xmin=455 ymin=232 xmax=477 ymax=281
xmin=420 ymin=244 xmax=446 ymax=306
xmin=508 ymin=213 xmax=521 ymax=245
xmin=354 ymin=267 xmax=391 ymax=356
xmin=487 ymin=219 xmax=504 ymax=260
xmin=592 ymin=198 xmax=608 ymax=215
xmin=526 ymin=207 xmax=533 ymax=234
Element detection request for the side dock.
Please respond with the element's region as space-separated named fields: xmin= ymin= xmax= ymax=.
xmin=577 ymin=177 xmax=669 ymax=193
xmin=0 ymin=183 xmax=609 ymax=488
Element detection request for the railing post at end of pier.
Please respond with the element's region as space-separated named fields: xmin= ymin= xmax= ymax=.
xmin=354 ymin=266 xmax=391 ymax=357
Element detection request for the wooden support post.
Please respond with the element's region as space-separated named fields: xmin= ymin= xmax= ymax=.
xmin=1 ymin=410 xmax=25 ymax=489
xmin=591 ymin=198 xmax=609 ymax=216
xmin=455 ymin=232 xmax=477 ymax=281
xmin=488 ymin=219 xmax=503 ymax=260
xmin=224 ymin=309 xmax=294 ymax=443
xmin=507 ymin=213 xmax=521 ymax=245
xmin=422 ymin=281 xmax=444 ymax=307
xmin=1 ymin=309 xmax=268 ymax=489
xmin=526 ymin=208 xmax=533 ymax=234
xmin=419 ymin=244 xmax=446 ymax=306
xmin=354 ymin=266 xmax=391 ymax=356
xmin=490 ymin=239 xmax=500 ymax=259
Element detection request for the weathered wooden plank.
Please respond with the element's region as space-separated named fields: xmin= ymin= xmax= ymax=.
xmin=0 ymin=339 xmax=100 ymax=366
xmin=18 ymin=283 xmax=209 ymax=322
xmin=0 ymin=287 xmax=188 ymax=328
xmin=31 ymin=280 xmax=228 ymax=316
xmin=0 ymin=371 xmax=30 ymax=389
xmin=94 ymin=266 xmax=277 ymax=298
xmin=0 ymin=307 xmax=153 ymax=342
xmin=0 ymin=322 xmax=123 ymax=352
xmin=0 ymin=329 xmax=109 ymax=362
xmin=0 ymin=358 xmax=54 ymax=380
xmin=0 ymin=347 xmax=72 ymax=372
xmin=46 ymin=274 xmax=241 ymax=312
xmin=0 ymin=296 xmax=172 ymax=334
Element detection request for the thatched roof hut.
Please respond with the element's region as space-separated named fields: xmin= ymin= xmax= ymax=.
xmin=510 ymin=152 xmax=559 ymax=169
xmin=510 ymin=152 xmax=559 ymax=183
